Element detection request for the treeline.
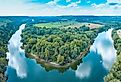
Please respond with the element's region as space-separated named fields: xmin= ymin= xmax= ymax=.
xmin=21 ymin=23 xmax=106 ymax=65
xmin=0 ymin=17 xmax=25 ymax=82
xmin=104 ymin=29 xmax=121 ymax=82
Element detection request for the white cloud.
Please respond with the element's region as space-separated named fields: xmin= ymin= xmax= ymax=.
xmin=107 ymin=0 xmax=121 ymax=3
xmin=91 ymin=1 xmax=121 ymax=16
xmin=91 ymin=3 xmax=107 ymax=8
xmin=66 ymin=0 xmax=71 ymax=3
xmin=66 ymin=0 xmax=81 ymax=7
xmin=47 ymin=0 xmax=60 ymax=5
xmin=0 ymin=0 xmax=121 ymax=16
xmin=87 ymin=1 xmax=91 ymax=4
xmin=90 ymin=29 xmax=117 ymax=69
xmin=75 ymin=62 xmax=91 ymax=79
xmin=47 ymin=0 xmax=81 ymax=8
xmin=91 ymin=0 xmax=121 ymax=10
xmin=7 ymin=24 xmax=27 ymax=78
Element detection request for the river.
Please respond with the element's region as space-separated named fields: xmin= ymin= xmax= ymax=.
xmin=6 ymin=24 xmax=116 ymax=82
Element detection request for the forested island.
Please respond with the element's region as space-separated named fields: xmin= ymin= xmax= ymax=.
xmin=104 ymin=29 xmax=121 ymax=82
xmin=21 ymin=21 xmax=110 ymax=71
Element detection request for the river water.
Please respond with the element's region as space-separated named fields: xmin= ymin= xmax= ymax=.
xmin=6 ymin=24 xmax=116 ymax=82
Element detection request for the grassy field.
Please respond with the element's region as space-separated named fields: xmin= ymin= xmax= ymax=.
xmin=33 ymin=21 xmax=103 ymax=29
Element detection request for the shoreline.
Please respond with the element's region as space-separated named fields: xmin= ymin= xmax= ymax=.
xmin=104 ymin=29 xmax=121 ymax=82
xmin=25 ymin=45 xmax=91 ymax=72
xmin=0 ymin=57 xmax=7 ymax=82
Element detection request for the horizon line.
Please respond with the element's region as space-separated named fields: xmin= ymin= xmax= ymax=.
xmin=0 ymin=15 xmax=121 ymax=17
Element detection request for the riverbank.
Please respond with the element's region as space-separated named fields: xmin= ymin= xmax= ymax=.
xmin=21 ymin=20 xmax=104 ymax=72
xmin=26 ymin=45 xmax=91 ymax=72
xmin=0 ymin=18 xmax=23 ymax=82
xmin=24 ymin=21 xmax=111 ymax=72
xmin=104 ymin=29 xmax=121 ymax=82
xmin=0 ymin=58 xmax=7 ymax=82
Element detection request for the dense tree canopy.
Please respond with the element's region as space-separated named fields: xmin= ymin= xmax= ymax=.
xmin=21 ymin=22 xmax=103 ymax=66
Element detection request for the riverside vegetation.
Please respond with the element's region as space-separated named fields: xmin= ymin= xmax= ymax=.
xmin=0 ymin=17 xmax=28 ymax=82
xmin=104 ymin=28 xmax=121 ymax=82
xmin=21 ymin=21 xmax=109 ymax=72
xmin=1 ymin=16 xmax=121 ymax=81
xmin=0 ymin=18 xmax=19 ymax=82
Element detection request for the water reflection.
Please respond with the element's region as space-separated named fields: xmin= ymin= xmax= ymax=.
xmin=6 ymin=25 xmax=116 ymax=82
xmin=75 ymin=29 xmax=116 ymax=82
xmin=75 ymin=61 xmax=91 ymax=79
xmin=6 ymin=24 xmax=27 ymax=78
xmin=90 ymin=28 xmax=116 ymax=69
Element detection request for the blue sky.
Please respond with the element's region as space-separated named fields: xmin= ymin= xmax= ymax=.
xmin=29 ymin=0 xmax=107 ymax=6
xmin=0 ymin=0 xmax=121 ymax=16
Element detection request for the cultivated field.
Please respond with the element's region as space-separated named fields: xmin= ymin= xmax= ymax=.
xmin=34 ymin=21 xmax=103 ymax=29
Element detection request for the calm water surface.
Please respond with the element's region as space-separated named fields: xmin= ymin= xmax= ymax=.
xmin=6 ymin=24 xmax=116 ymax=82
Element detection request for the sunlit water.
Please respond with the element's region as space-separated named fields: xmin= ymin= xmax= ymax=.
xmin=6 ymin=24 xmax=116 ymax=82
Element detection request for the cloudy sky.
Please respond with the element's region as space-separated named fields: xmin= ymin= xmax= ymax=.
xmin=0 ymin=0 xmax=121 ymax=16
